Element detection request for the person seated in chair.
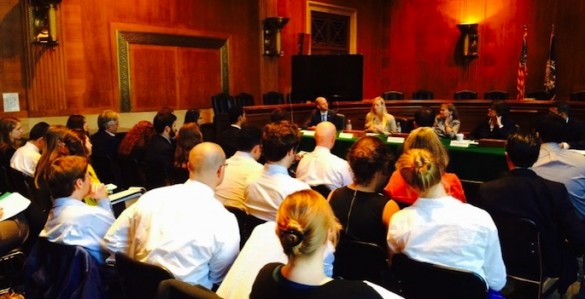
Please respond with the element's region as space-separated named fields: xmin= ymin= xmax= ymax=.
xmin=387 ymin=148 xmax=506 ymax=292
xmin=470 ymin=100 xmax=517 ymax=140
xmin=90 ymin=110 xmax=120 ymax=159
xmin=433 ymin=103 xmax=461 ymax=139
xmin=549 ymin=101 xmax=585 ymax=150
xmin=478 ymin=133 xmax=585 ymax=293
xmin=364 ymin=97 xmax=397 ymax=135
xmin=40 ymin=155 xmax=114 ymax=264
xmin=218 ymin=106 xmax=246 ymax=159
xmin=296 ymin=121 xmax=352 ymax=193
xmin=144 ymin=109 xmax=177 ymax=189
xmin=10 ymin=121 xmax=49 ymax=177
xmin=302 ymin=97 xmax=343 ymax=131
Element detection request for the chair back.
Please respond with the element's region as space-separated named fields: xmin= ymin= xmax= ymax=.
xmin=262 ymin=91 xmax=285 ymax=105
xmin=235 ymin=92 xmax=254 ymax=107
xmin=412 ymin=89 xmax=434 ymax=100
xmin=91 ymin=155 xmax=123 ymax=189
xmin=484 ymin=90 xmax=509 ymax=100
xmin=454 ymin=90 xmax=479 ymax=100
xmin=310 ymin=184 xmax=331 ymax=199
xmin=391 ymin=253 xmax=488 ymax=299
xmin=570 ymin=90 xmax=585 ymax=101
xmin=0 ymin=165 xmax=11 ymax=193
xmin=115 ymin=252 xmax=174 ymax=299
xmin=211 ymin=93 xmax=235 ymax=115
xmin=0 ymin=249 xmax=25 ymax=293
xmin=525 ymin=90 xmax=551 ymax=100
xmin=382 ymin=91 xmax=404 ymax=100
xmin=333 ymin=239 xmax=389 ymax=286
xmin=6 ymin=168 xmax=32 ymax=198
xmin=118 ymin=157 xmax=146 ymax=188
xmin=25 ymin=238 xmax=107 ymax=299
xmin=158 ymin=279 xmax=222 ymax=299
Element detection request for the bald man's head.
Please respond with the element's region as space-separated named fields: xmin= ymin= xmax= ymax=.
xmin=315 ymin=121 xmax=336 ymax=149
xmin=188 ymin=142 xmax=226 ymax=187
xmin=315 ymin=97 xmax=329 ymax=112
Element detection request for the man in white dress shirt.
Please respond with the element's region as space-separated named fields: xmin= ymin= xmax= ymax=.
xmin=296 ymin=121 xmax=352 ymax=192
xmin=245 ymin=121 xmax=310 ymax=222
xmin=103 ymin=142 xmax=240 ymax=289
xmin=10 ymin=122 xmax=49 ymax=177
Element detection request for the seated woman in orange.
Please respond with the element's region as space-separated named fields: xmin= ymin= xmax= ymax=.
xmin=364 ymin=97 xmax=397 ymax=135
xmin=384 ymin=127 xmax=466 ymax=206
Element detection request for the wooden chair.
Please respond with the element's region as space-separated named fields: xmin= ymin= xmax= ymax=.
xmin=454 ymin=90 xmax=479 ymax=100
xmin=115 ymin=252 xmax=174 ymax=299
xmin=382 ymin=91 xmax=404 ymax=100
xmin=391 ymin=253 xmax=488 ymax=299
xmin=484 ymin=90 xmax=509 ymax=100
xmin=412 ymin=89 xmax=434 ymax=100
xmin=492 ymin=217 xmax=559 ymax=299
xmin=158 ymin=279 xmax=222 ymax=299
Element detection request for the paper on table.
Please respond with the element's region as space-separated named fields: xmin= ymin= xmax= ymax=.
xmin=0 ymin=192 xmax=31 ymax=221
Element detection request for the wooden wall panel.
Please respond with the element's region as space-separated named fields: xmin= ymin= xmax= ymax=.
xmin=178 ymin=49 xmax=222 ymax=108
xmin=0 ymin=1 xmax=27 ymax=117
xmin=130 ymin=46 xmax=178 ymax=111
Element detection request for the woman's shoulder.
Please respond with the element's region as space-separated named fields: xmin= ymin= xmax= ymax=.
xmin=318 ymin=279 xmax=388 ymax=299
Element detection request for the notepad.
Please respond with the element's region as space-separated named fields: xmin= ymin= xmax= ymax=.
xmin=109 ymin=187 xmax=146 ymax=205
xmin=0 ymin=192 xmax=31 ymax=221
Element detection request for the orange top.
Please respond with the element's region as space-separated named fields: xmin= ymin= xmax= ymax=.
xmin=384 ymin=170 xmax=467 ymax=205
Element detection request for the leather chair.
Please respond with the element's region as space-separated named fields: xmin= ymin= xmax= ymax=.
xmin=211 ymin=93 xmax=235 ymax=115
xmin=570 ymin=90 xmax=585 ymax=101
xmin=235 ymin=92 xmax=254 ymax=107
xmin=262 ymin=91 xmax=285 ymax=105
xmin=158 ymin=279 xmax=222 ymax=299
xmin=310 ymin=185 xmax=331 ymax=199
xmin=115 ymin=252 xmax=174 ymax=299
xmin=391 ymin=253 xmax=488 ymax=299
xmin=382 ymin=91 xmax=404 ymax=100
xmin=0 ymin=249 xmax=25 ymax=293
xmin=454 ymin=90 xmax=479 ymax=100
xmin=333 ymin=239 xmax=389 ymax=288
xmin=525 ymin=90 xmax=551 ymax=101
xmin=484 ymin=90 xmax=509 ymax=100
xmin=412 ymin=89 xmax=434 ymax=100
xmin=492 ymin=217 xmax=559 ymax=299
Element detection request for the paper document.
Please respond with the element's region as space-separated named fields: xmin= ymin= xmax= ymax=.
xmin=0 ymin=192 xmax=31 ymax=221
xmin=109 ymin=187 xmax=146 ymax=205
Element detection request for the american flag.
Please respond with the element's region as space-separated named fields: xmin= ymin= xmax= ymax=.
xmin=544 ymin=25 xmax=556 ymax=100
xmin=517 ymin=27 xmax=528 ymax=100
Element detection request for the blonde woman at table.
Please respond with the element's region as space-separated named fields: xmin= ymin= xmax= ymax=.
xmin=433 ymin=103 xmax=460 ymax=139
xmin=365 ymin=97 xmax=397 ymax=135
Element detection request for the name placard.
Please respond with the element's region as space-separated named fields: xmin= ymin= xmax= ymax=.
xmin=338 ymin=132 xmax=354 ymax=139
xmin=387 ymin=136 xmax=405 ymax=143
xmin=450 ymin=140 xmax=470 ymax=147
xmin=302 ymin=130 xmax=315 ymax=136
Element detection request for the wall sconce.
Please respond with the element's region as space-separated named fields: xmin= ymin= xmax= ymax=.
xmin=263 ymin=17 xmax=289 ymax=56
xmin=457 ymin=23 xmax=479 ymax=58
xmin=30 ymin=0 xmax=63 ymax=47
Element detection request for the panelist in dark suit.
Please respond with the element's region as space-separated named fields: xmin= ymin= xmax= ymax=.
xmin=550 ymin=101 xmax=585 ymax=150
xmin=470 ymin=100 xmax=517 ymax=140
xmin=218 ymin=106 xmax=246 ymax=158
xmin=144 ymin=110 xmax=177 ymax=189
xmin=302 ymin=97 xmax=343 ymax=130
xmin=478 ymin=133 xmax=585 ymax=293
xmin=90 ymin=110 xmax=120 ymax=159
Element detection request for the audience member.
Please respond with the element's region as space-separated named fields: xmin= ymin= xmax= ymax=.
xmin=433 ymin=103 xmax=460 ymax=139
xmin=329 ymin=136 xmax=398 ymax=252
xmin=245 ymin=121 xmax=310 ymax=222
xmin=104 ymin=142 xmax=240 ymax=289
xmin=384 ymin=127 xmax=466 ymax=206
xmin=549 ymin=101 xmax=585 ymax=150
xmin=72 ymin=129 xmax=104 ymax=205
xmin=470 ymin=100 xmax=517 ymax=140
xmin=269 ymin=108 xmax=289 ymax=123
xmin=533 ymin=114 xmax=585 ymax=219
xmin=66 ymin=114 xmax=89 ymax=134
xmin=216 ymin=126 xmax=263 ymax=212
xmin=296 ymin=121 xmax=352 ymax=192
xmin=0 ymin=117 xmax=25 ymax=170
xmin=387 ymin=148 xmax=506 ymax=292
xmin=250 ymin=190 xmax=401 ymax=299
xmin=144 ymin=110 xmax=177 ymax=189
xmin=184 ymin=109 xmax=202 ymax=125
xmin=171 ymin=122 xmax=203 ymax=183
xmin=90 ymin=110 xmax=120 ymax=159
xmin=364 ymin=97 xmax=397 ymax=135
xmin=302 ymin=97 xmax=342 ymax=130
xmin=218 ymin=106 xmax=246 ymax=158
xmin=117 ymin=120 xmax=155 ymax=161
xmin=40 ymin=155 xmax=114 ymax=264
xmin=413 ymin=107 xmax=435 ymax=128
xmin=479 ymin=133 xmax=585 ymax=292
xmin=10 ymin=121 xmax=49 ymax=177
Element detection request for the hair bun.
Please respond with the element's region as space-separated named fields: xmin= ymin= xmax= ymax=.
xmin=280 ymin=228 xmax=304 ymax=248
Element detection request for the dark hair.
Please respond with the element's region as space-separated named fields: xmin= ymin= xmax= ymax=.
xmin=262 ymin=121 xmax=300 ymax=162
xmin=153 ymin=111 xmax=178 ymax=134
xmin=184 ymin=109 xmax=201 ymax=124
xmin=29 ymin=122 xmax=50 ymax=141
xmin=270 ymin=108 xmax=289 ymax=123
xmin=414 ymin=107 xmax=435 ymax=127
xmin=46 ymin=155 xmax=89 ymax=199
xmin=70 ymin=129 xmax=90 ymax=157
xmin=553 ymin=101 xmax=570 ymax=115
xmin=236 ymin=126 xmax=262 ymax=152
xmin=535 ymin=114 xmax=566 ymax=143
xmin=0 ymin=117 xmax=21 ymax=151
xmin=228 ymin=106 xmax=245 ymax=124
xmin=490 ymin=100 xmax=510 ymax=117
xmin=174 ymin=123 xmax=203 ymax=168
xmin=506 ymin=133 xmax=540 ymax=168
xmin=346 ymin=136 xmax=393 ymax=186
xmin=66 ymin=115 xmax=86 ymax=130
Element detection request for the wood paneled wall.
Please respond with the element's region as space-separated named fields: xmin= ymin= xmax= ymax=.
xmin=1 ymin=0 xmax=585 ymax=118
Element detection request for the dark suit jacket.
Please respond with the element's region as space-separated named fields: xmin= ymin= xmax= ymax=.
xmin=566 ymin=118 xmax=585 ymax=150
xmin=470 ymin=116 xmax=517 ymax=140
xmin=302 ymin=109 xmax=343 ymax=130
xmin=478 ymin=168 xmax=585 ymax=289
xmin=90 ymin=130 xmax=120 ymax=158
xmin=218 ymin=125 xmax=240 ymax=158
xmin=144 ymin=135 xmax=175 ymax=189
